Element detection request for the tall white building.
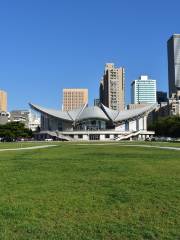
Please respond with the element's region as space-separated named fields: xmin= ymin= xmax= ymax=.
xmin=131 ymin=75 xmax=157 ymax=104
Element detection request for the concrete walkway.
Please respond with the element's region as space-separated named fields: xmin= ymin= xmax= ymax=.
xmin=0 ymin=145 xmax=57 ymax=152
xmin=76 ymin=143 xmax=180 ymax=151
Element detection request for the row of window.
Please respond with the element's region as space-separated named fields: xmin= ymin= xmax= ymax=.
xmin=66 ymin=134 xmax=119 ymax=139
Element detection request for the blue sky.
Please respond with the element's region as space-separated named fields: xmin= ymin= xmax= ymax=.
xmin=0 ymin=0 xmax=179 ymax=111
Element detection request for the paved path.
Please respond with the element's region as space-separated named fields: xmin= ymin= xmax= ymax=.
xmin=0 ymin=145 xmax=57 ymax=152
xmin=76 ymin=143 xmax=180 ymax=151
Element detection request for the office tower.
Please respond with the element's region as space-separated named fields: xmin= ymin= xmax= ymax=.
xmin=156 ymin=91 xmax=167 ymax=104
xmin=0 ymin=90 xmax=7 ymax=112
xmin=131 ymin=75 xmax=157 ymax=104
xmin=167 ymin=34 xmax=180 ymax=98
xmin=63 ymin=88 xmax=88 ymax=111
xmin=99 ymin=63 xmax=125 ymax=111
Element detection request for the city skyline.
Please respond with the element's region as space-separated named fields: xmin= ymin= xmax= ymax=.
xmin=0 ymin=0 xmax=180 ymax=110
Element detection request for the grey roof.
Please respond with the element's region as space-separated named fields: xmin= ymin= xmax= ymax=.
xmin=77 ymin=106 xmax=109 ymax=121
xmin=67 ymin=104 xmax=87 ymax=121
xmin=114 ymin=104 xmax=156 ymax=122
xmin=101 ymin=104 xmax=119 ymax=121
xmin=29 ymin=103 xmax=157 ymax=123
xmin=29 ymin=103 xmax=73 ymax=121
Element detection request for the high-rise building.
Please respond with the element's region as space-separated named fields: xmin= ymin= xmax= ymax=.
xmin=167 ymin=34 xmax=180 ymax=98
xmin=99 ymin=63 xmax=125 ymax=111
xmin=156 ymin=91 xmax=167 ymax=104
xmin=131 ymin=75 xmax=157 ymax=104
xmin=63 ymin=88 xmax=88 ymax=111
xmin=0 ymin=90 xmax=7 ymax=112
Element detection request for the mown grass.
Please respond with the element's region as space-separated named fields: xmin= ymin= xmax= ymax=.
xmin=0 ymin=141 xmax=56 ymax=149
xmin=0 ymin=143 xmax=179 ymax=239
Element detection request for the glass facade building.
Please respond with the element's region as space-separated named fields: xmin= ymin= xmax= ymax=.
xmin=131 ymin=75 xmax=157 ymax=104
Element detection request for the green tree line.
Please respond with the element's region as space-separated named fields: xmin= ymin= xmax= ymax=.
xmin=0 ymin=122 xmax=33 ymax=141
xmin=148 ymin=116 xmax=180 ymax=137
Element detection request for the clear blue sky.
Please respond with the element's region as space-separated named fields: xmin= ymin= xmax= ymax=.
xmin=0 ymin=0 xmax=179 ymax=111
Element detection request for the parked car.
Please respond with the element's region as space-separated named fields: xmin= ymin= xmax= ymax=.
xmin=45 ymin=138 xmax=53 ymax=142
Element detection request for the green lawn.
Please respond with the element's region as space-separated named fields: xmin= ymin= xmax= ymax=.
xmin=0 ymin=143 xmax=179 ymax=239
xmin=0 ymin=141 xmax=55 ymax=149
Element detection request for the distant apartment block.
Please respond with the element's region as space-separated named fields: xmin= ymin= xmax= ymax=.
xmin=99 ymin=63 xmax=125 ymax=111
xmin=167 ymin=34 xmax=180 ymax=98
xmin=131 ymin=75 xmax=157 ymax=104
xmin=0 ymin=90 xmax=7 ymax=112
xmin=10 ymin=110 xmax=30 ymax=128
xmin=63 ymin=88 xmax=88 ymax=111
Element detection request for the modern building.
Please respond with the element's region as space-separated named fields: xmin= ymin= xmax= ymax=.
xmin=30 ymin=102 xmax=156 ymax=141
xmin=99 ymin=63 xmax=125 ymax=111
xmin=156 ymin=91 xmax=168 ymax=104
xmin=10 ymin=110 xmax=30 ymax=128
xmin=167 ymin=34 xmax=180 ymax=98
xmin=63 ymin=88 xmax=88 ymax=111
xmin=131 ymin=75 xmax=157 ymax=104
xmin=0 ymin=90 xmax=7 ymax=112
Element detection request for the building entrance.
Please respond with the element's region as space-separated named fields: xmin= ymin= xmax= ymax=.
xmin=89 ymin=134 xmax=100 ymax=140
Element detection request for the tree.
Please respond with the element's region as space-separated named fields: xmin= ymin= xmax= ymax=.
xmin=0 ymin=122 xmax=33 ymax=141
xmin=148 ymin=116 xmax=180 ymax=137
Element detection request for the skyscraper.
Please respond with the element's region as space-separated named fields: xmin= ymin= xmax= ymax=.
xmin=99 ymin=63 xmax=125 ymax=111
xmin=167 ymin=34 xmax=180 ymax=97
xmin=63 ymin=88 xmax=88 ymax=111
xmin=131 ymin=75 xmax=157 ymax=104
xmin=0 ymin=90 xmax=7 ymax=112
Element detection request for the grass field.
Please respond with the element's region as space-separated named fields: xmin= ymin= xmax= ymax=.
xmin=0 ymin=142 xmax=179 ymax=239
xmin=0 ymin=142 xmax=54 ymax=149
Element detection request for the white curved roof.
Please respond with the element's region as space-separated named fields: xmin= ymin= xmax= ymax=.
xmin=78 ymin=106 xmax=109 ymax=121
xmin=30 ymin=103 xmax=73 ymax=121
xmin=29 ymin=103 xmax=156 ymax=123
xmin=101 ymin=104 xmax=119 ymax=121
xmin=67 ymin=104 xmax=87 ymax=121
xmin=114 ymin=104 xmax=156 ymax=122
